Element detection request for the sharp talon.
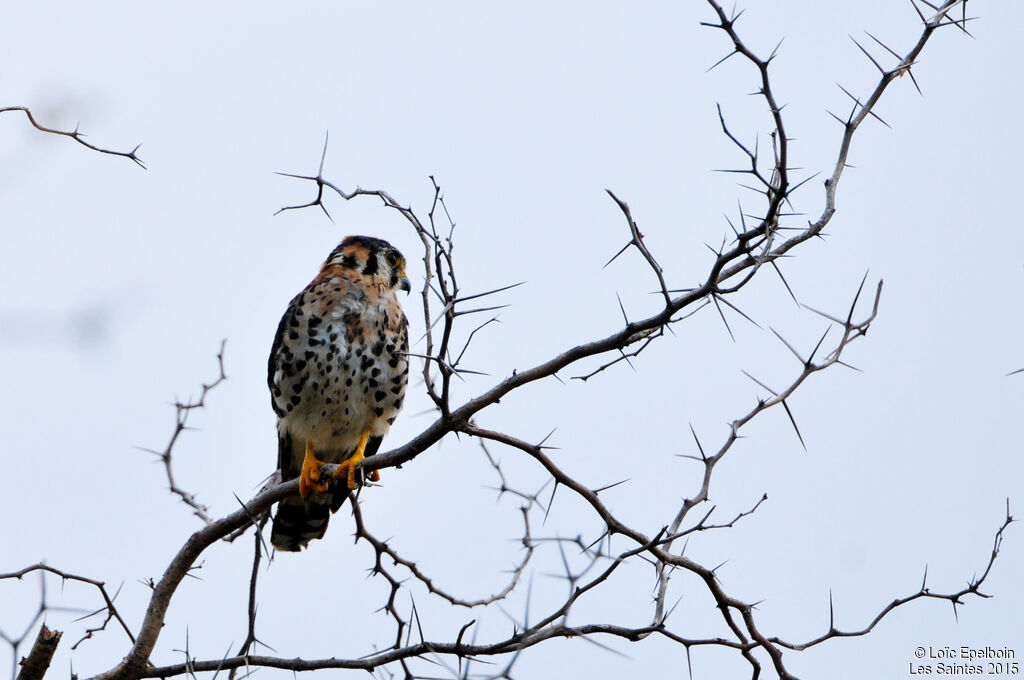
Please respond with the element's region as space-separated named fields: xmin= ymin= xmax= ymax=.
xmin=334 ymin=430 xmax=371 ymax=490
xmin=300 ymin=441 xmax=329 ymax=498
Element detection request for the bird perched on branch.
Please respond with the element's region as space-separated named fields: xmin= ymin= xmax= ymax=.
xmin=268 ymin=235 xmax=410 ymax=551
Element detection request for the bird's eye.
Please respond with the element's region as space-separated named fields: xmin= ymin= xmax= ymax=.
xmin=385 ymin=252 xmax=399 ymax=267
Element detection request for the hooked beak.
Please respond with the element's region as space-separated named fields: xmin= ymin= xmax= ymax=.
xmin=399 ymin=273 xmax=411 ymax=294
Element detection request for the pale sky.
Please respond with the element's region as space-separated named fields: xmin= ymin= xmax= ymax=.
xmin=1 ymin=2 xmax=1021 ymax=679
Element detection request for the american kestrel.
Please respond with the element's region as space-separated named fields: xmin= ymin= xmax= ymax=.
xmin=268 ymin=235 xmax=410 ymax=551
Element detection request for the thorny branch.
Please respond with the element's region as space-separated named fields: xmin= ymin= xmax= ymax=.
xmin=0 ymin=564 xmax=136 ymax=680
xmin=774 ymin=499 xmax=1014 ymax=651
xmin=278 ymin=155 xmax=519 ymax=417
xmin=353 ymin=490 xmax=537 ymax=612
xmin=138 ymin=340 xmax=228 ymax=525
xmin=653 ymin=276 xmax=881 ymax=627
xmin=0 ymin=106 xmax=145 ymax=168
xmin=73 ymin=499 xmax=1008 ymax=679
xmin=5 ymin=2 xmax=1008 ymax=680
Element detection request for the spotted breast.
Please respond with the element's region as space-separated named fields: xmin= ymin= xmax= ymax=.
xmin=268 ymin=235 xmax=410 ymax=551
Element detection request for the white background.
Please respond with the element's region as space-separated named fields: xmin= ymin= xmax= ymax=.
xmin=1 ymin=2 xmax=1021 ymax=679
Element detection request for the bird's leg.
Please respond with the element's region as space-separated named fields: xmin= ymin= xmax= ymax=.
xmin=299 ymin=440 xmax=329 ymax=498
xmin=333 ymin=430 xmax=379 ymax=490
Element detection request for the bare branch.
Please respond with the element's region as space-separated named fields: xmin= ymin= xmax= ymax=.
xmin=14 ymin=626 xmax=61 ymax=680
xmin=139 ymin=340 xmax=228 ymax=524
xmin=2 ymin=3 xmax=997 ymax=680
xmin=1 ymin=106 xmax=145 ymax=168
xmin=775 ymin=502 xmax=1014 ymax=651
xmin=0 ymin=565 xmax=136 ymax=651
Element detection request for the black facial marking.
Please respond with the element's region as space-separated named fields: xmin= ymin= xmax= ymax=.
xmin=362 ymin=254 xmax=379 ymax=276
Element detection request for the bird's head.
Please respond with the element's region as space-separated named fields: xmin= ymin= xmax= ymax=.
xmin=324 ymin=235 xmax=411 ymax=294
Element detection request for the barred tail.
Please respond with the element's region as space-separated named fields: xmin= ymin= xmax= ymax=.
xmin=271 ymin=497 xmax=331 ymax=552
xmin=271 ymin=429 xmax=357 ymax=551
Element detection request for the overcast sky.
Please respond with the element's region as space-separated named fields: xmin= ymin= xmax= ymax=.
xmin=2 ymin=2 xmax=1021 ymax=679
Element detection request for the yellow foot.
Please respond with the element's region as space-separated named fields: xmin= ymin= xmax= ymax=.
xmin=333 ymin=430 xmax=379 ymax=490
xmin=299 ymin=440 xmax=329 ymax=498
